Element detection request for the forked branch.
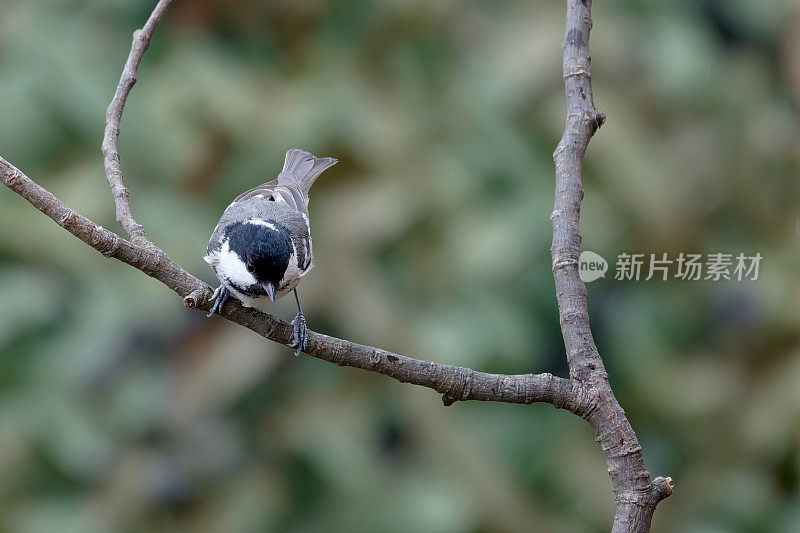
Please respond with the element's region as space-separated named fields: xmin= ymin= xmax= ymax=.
xmin=0 ymin=1 xmax=671 ymax=530
xmin=551 ymin=1 xmax=671 ymax=530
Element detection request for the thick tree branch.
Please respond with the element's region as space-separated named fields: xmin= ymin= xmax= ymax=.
xmin=102 ymin=0 xmax=174 ymax=246
xmin=0 ymin=156 xmax=595 ymax=415
xmin=551 ymin=1 xmax=671 ymax=531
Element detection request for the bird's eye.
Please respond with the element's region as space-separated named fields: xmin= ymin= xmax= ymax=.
xmin=246 ymin=264 xmax=255 ymax=273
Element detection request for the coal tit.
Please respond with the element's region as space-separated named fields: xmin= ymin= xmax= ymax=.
xmin=204 ymin=149 xmax=337 ymax=355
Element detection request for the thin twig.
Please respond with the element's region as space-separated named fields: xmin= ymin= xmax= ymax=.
xmin=551 ymin=1 xmax=671 ymax=531
xmin=101 ymin=0 xmax=174 ymax=245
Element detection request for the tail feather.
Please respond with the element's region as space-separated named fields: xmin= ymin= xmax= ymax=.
xmin=280 ymin=149 xmax=337 ymax=197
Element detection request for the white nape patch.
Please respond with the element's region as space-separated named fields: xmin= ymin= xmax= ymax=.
xmin=247 ymin=219 xmax=278 ymax=231
xmin=216 ymin=239 xmax=257 ymax=289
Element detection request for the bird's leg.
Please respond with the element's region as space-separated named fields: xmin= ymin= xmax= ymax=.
xmin=289 ymin=288 xmax=307 ymax=356
xmin=206 ymin=285 xmax=229 ymax=317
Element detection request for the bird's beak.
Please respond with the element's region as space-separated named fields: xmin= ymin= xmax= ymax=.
xmin=264 ymin=282 xmax=275 ymax=302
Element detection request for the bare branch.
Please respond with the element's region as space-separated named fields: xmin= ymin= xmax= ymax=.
xmin=552 ymin=1 xmax=671 ymax=530
xmin=0 ymin=156 xmax=595 ymax=416
xmin=101 ymin=0 xmax=174 ymax=245
xmin=1 ymin=1 xmax=676 ymax=530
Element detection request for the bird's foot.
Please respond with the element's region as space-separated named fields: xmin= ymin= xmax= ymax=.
xmin=289 ymin=311 xmax=307 ymax=356
xmin=206 ymin=285 xmax=229 ymax=317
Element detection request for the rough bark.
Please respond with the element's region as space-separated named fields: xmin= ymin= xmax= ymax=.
xmin=551 ymin=1 xmax=672 ymax=530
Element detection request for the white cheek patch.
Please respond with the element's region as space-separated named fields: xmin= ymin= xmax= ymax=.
xmin=246 ymin=219 xmax=278 ymax=231
xmin=278 ymin=241 xmax=303 ymax=290
xmin=217 ymin=240 xmax=257 ymax=288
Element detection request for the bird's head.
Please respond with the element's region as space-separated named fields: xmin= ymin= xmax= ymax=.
xmin=216 ymin=219 xmax=292 ymax=300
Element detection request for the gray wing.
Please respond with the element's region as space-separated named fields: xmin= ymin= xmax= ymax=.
xmin=232 ymin=177 xmax=309 ymax=218
xmin=231 ymin=149 xmax=337 ymax=219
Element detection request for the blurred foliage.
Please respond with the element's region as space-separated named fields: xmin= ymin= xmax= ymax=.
xmin=0 ymin=0 xmax=798 ymax=531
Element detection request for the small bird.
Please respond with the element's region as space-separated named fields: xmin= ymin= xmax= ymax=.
xmin=204 ymin=149 xmax=337 ymax=355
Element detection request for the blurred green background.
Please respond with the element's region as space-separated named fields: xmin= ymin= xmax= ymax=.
xmin=0 ymin=0 xmax=798 ymax=531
